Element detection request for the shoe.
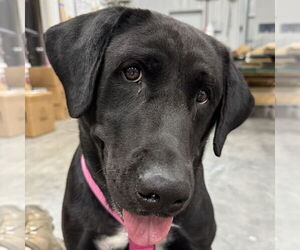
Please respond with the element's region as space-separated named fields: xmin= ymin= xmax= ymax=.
xmin=25 ymin=205 xmax=65 ymax=250
xmin=0 ymin=205 xmax=24 ymax=250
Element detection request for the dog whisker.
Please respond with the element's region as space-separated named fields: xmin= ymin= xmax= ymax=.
xmin=171 ymin=223 xmax=181 ymax=229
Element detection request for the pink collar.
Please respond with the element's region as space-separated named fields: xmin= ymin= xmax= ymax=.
xmin=81 ymin=155 xmax=155 ymax=250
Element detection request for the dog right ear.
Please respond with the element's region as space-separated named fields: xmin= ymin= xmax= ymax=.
xmin=213 ymin=56 xmax=254 ymax=157
xmin=44 ymin=7 xmax=126 ymax=118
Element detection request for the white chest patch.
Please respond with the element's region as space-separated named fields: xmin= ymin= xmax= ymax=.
xmin=94 ymin=224 xmax=177 ymax=250
xmin=94 ymin=227 xmax=128 ymax=250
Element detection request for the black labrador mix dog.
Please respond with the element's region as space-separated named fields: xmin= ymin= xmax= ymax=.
xmin=45 ymin=7 xmax=254 ymax=250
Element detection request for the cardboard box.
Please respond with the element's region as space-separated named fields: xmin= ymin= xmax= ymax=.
xmin=25 ymin=91 xmax=55 ymax=137
xmin=45 ymin=83 xmax=66 ymax=105
xmin=250 ymin=87 xmax=275 ymax=106
xmin=29 ymin=66 xmax=61 ymax=87
xmin=49 ymin=86 xmax=70 ymax=120
xmin=0 ymin=82 xmax=7 ymax=91
xmin=29 ymin=66 xmax=70 ymax=120
xmin=4 ymin=66 xmax=25 ymax=88
xmin=0 ymin=91 xmax=25 ymax=137
xmin=54 ymin=101 xmax=70 ymax=120
xmin=232 ymin=44 xmax=251 ymax=58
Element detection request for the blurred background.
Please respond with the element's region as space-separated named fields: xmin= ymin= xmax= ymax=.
xmin=0 ymin=0 xmax=299 ymax=249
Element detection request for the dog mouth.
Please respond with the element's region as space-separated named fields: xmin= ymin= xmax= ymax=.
xmin=122 ymin=209 xmax=173 ymax=246
xmin=111 ymin=198 xmax=174 ymax=246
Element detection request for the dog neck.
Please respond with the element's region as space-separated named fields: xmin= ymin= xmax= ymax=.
xmin=81 ymin=155 xmax=155 ymax=250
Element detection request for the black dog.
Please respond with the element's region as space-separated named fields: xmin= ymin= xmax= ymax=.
xmin=45 ymin=7 xmax=254 ymax=250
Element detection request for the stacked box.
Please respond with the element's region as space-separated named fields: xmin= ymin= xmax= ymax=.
xmin=276 ymin=43 xmax=300 ymax=106
xmin=234 ymin=43 xmax=275 ymax=106
xmin=241 ymin=43 xmax=275 ymax=88
xmin=29 ymin=66 xmax=70 ymax=120
xmin=0 ymin=82 xmax=6 ymax=91
xmin=4 ymin=66 xmax=25 ymax=89
xmin=0 ymin=91 xmax=25 ymax=137
xmin=25 ymin=91 xmax=55 ymax=137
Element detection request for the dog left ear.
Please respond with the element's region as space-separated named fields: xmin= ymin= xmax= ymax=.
xmin=213 ymin=56 xmax=255 ymax=157
xmin=44 ymin=7 xmax=126 ymax=118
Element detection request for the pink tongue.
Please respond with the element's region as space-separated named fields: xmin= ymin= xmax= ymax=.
xmin=123 ymin=209 xmax=173 ymax=246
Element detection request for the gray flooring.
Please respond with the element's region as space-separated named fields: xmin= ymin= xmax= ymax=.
xmin=26 ymin=119 xmax=79 ymax=240
xmin=2 ymin=116 xmax=299 ymax=249
xmin=0 ymin=135 xmax=25 ymax=207
xmin=204 ymin=118 xmax=275 ymax=250
xmin=275 ymin=118 xmax=300 ymax=250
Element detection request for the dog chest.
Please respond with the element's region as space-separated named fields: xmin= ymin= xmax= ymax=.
xmin=94 ymin=227 xmax=128 ymax=250
xmin=94 ymin=226 xmax=169 ymax=250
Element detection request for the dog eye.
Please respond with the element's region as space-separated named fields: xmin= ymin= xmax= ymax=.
xmin=123 ymin=66 xmax=142 ymax=82
xmin=196 ymin=90 xmax=208 ymax=104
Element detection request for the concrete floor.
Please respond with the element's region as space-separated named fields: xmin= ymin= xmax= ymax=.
xmin=204 ymin=118 xmax=275 ymax=250
xmin=0 ymin=136 xmax=25 ymax=207
xmin=3 ymin=116 xmax=299 ymax=249
xmin=25 ymin=119 xmax=79 ymax=240
xmin=275 ymin=118 xmax=300 ymax=250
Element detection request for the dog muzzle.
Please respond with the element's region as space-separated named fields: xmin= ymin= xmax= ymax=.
xmin=81 ymin=155 xmax=173 ymax=250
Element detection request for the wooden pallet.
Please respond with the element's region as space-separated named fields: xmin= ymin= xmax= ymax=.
xmin=277 ymin=87 xmax=300 ymax=105
xmin=245 ymin=78 xmax=275 ymax=87
xmin=250 ymin=87 xmax=300 ymax=106
xmin=250 ymin=87 xmax=275 ymax=106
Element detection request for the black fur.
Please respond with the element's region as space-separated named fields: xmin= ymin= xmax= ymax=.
xmin=45 ymin=7 xmax=254 ymax=250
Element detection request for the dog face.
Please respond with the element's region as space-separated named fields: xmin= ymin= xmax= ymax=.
xmin=45 ymin=7 xmax=254 ymax=218
xmin=93 ymin=14 xmax=226 ymax=217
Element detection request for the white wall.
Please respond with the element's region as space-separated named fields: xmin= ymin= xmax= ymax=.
xmin=129 ymin=0 xmax=249 ymax=49
xmin=208 ymin=0 xmax=248 ymax=49
xmin=39 ymin=0 xmax=78 ymax=31
xmin=130 ymin=0 xmax=202 ymax=16
xmin=247 ymin=0 xmax=275 ymax=48
xmin=129 ymin=0 xmax=278 ymax=49
xmin=17 ymin=0 xmax=25 ymax=33
xmin=39 ymin=0 xmax=60 ymax=31
xmin=64 ymin=0 xmax=76 ymax=17
xmin=276 ymin=0 xmax=300 ymax=47
xmin=39 ymin=0 xmax=279 ymax=49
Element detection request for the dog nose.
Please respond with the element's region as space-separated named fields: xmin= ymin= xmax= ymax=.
xmin=136 ymin=173 xmax=190 ymax=214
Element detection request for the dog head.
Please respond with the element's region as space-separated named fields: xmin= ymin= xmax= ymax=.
xmin=45 ymin=7 xmax=254 ymax=241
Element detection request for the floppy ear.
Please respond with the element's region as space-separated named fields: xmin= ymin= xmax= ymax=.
xmin=44 ymin=7 xmax=126 ymax=118
xmin=213 ymin=56 xmax=255 ymax=157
